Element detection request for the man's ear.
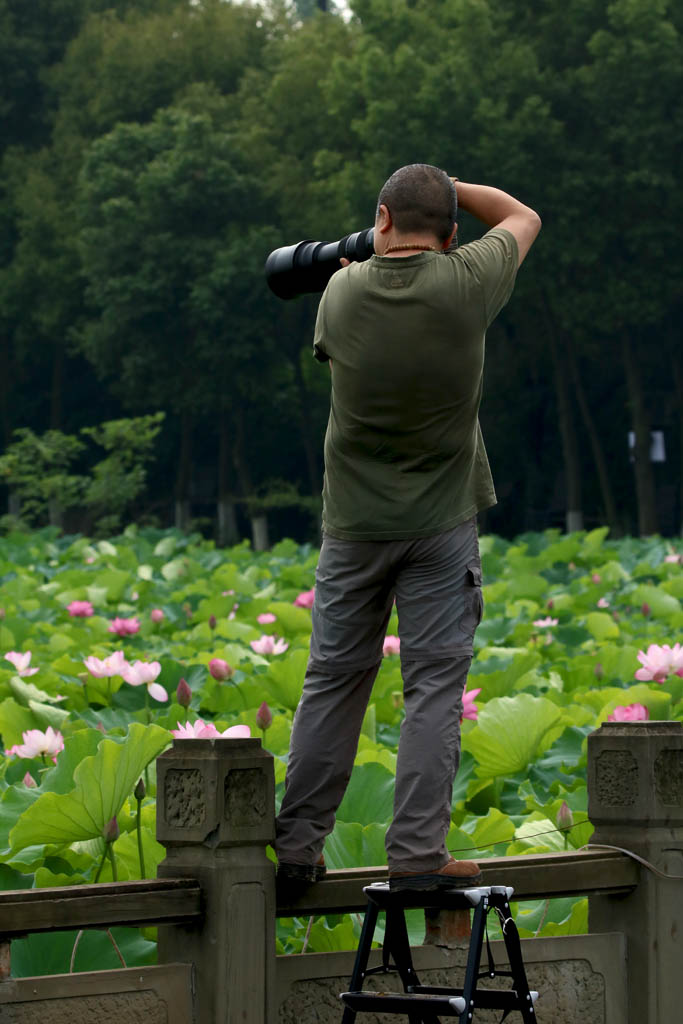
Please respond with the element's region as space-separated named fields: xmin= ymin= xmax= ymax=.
xmin=376 ymin=203 xmax=392 ymax=234
xmin=442 ymin=222 xmax=457 ymax=250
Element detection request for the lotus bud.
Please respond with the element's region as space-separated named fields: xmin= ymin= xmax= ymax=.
xmin=134 ymin=777 xmax=146 ymax=802
xmin=208 ymin=658 xmax=232 ymax=680
xmin=641 ymin=602 xmax=651 ymax=617
xmin=96 ymin=721 xmax=106 ymax=733
xmin=103 ymin=816 xmax=119 ymax=843
xmin=547 ymin=599 xmax=554 ymax=610
xmin=176 ymin=677 xmax=192 ymax=708
xmin=256 ymin=701 xmax=273 ymax=731
xmin=591 ymin=573 xmax=601 ymax=584
xmin=556 ymin=801 xmax=574 ymax=832
xmin=23 ymin=771 xmax=37 ymax=788
xmin=78 ymin=672 xmax=89 ymax=685
xmin=150 ymin=608 xmax=164 ymax=623
xmin=208 ymin=614 xmax=217 ymax=630
xmin=594 ymin=662 xmax=603 ymax=680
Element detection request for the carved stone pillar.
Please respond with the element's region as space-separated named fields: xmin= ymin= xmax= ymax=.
xmin=156 ymin=737 xmax=276 ymax=1024
xmin=587 ymin=721 xmax=683 ymax=1024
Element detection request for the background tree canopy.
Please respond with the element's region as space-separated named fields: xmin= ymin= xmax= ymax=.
xmin=0 ymin=0 xmax=680 ymax=544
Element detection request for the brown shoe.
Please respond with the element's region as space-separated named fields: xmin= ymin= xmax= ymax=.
xmin=389 ymin=856 xmax=483 ymax=892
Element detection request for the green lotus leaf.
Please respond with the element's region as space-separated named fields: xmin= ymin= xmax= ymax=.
xmin=263 ymin=601 xmax=313 ymax=636
xmin=324 ymin=821 xmax=387 ymax=869
xmin=0 ymin=697 xmax=39 ymax=747
xmin=461 ymin=807 xmax=516 ymax=854
xmin=305 ymin=918 xmax=358 ymax=953
xmin=10 ymin=678 xmax=66 ymax=706
xmin=9 ymin=723 xmax=170 ymax=852
xmin=630 ymin=583 xmax=680 ymax=618
xmin=262 ymin=649 xmax=308 ymax=710
xmin=584 ymin=612 xmax=620 ymax=641
xmin=463 ymin=694 xmax=567 ymax=779
xmin=337 ymin=762 xmax=395 ymax=826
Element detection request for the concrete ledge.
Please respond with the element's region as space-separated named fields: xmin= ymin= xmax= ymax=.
xmin=0 ymin=963 xmax=194 ymax=1023
xmin=277 ymin=932 xmax=626 ymax=1023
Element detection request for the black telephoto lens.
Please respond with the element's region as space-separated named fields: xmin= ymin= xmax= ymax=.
xmin=265 ymin=228 xmax=375 ymax=300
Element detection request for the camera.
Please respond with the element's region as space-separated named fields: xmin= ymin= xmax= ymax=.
xmin=265 ymin=228 xmax=374 ymax=300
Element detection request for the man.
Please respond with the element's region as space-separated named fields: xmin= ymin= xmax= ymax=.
xmin=275 ymin=164 xmax=541 ymax=893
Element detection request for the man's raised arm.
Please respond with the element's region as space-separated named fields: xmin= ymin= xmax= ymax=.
xmin=453 ymin=181 xmax=541 ymax=266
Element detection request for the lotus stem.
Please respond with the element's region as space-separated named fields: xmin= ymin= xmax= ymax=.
xmin=136 ymin=791 xmax=146 ymax=878
xmin=107 ymin=843 xmax=118 ymax=881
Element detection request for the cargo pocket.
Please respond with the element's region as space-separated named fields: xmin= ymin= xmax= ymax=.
xmin=457 ymin=563 xmax=484 ymax=641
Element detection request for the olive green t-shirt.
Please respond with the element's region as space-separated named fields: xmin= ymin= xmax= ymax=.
xmin=313 ymin=227 xmax=518 ymax=541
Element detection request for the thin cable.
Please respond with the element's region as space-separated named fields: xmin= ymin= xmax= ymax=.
xmin=448 ymin=821 xmax=579 ymax=854
xmin=581 ymin=843 xmax=683 ymax=881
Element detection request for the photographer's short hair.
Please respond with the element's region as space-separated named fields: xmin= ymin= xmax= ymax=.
xmin=377 ymin=164 xmax=457 ymax=243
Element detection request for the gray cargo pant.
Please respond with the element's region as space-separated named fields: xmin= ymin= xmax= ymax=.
xmin=274 ymin=516 xmax=483 ymax=874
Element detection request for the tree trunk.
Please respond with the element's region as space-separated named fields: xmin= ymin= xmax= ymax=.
xmin=544 ymin=302 xmax=584 ymax=533
xmin=292 ymin=349 xmax=322 ymax=498
xmin=217 ymin=409 xmax=239 ymax=546
xmin=50 ymin=344 xmax=65 ymax=429
xmin=565 ymin=333 xmax=620 ymax=534
xmin=622 ymin=332 xmax=658 ymax=536
xmin=671 ymin=342 xmax=683 ymax=537
xmin=0 ymin=341 xmax=12 ymax=446
xmin=232 ymin=404 xmax=268 ymax=549
xmin=174 ymin=412 xmax=192 ymax=531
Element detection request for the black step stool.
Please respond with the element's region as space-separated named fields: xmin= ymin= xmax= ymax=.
xmin=340 ymin=883 xmax=538 ymax=1023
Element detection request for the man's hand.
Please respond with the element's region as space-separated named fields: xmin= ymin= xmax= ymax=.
xmin=452 ymin=181 xmax=541 ymax=267
xmin=340 ymin=257 xmax=350 ymax=268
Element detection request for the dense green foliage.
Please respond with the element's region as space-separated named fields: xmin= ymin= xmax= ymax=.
xmin=0 ymin=525 xmax=681 ymax=968
xmin=1 ymin=0 xmax=681 ymax=541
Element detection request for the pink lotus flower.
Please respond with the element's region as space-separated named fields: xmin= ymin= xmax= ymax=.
xmin=257 ymin=612 xmax=277 ymax=625
xmin=635 ymin=644 xmax=678 ymax=683
xmin=173 ymin=719 xmax=221 ymax=739
xmin=176 ymin=677 xmax=192 ymax=708
xmin=4 ymin=651 xmax=39 ymax=676
xmin=591 ymin=574 xmax=602 ymax=584
xmin=383 ymin=635 xmax=401 ymax=656
xmin=107 ymin=617 xmax=140 ymax=637
xmin=664 ymin=553 xmax=682 ymax=564
xmin=172 ymin=719 xmax=251 ymax=740
xmin=461 ymin=687 xmax=481 ymax=722
xmin=533 ymin=617 xmax=558 ymax=628
xmin=608 ymin=703 xmax=649 ymax=722
xmin=23 ymin=771 xmax=37 ymax=788
xmin=208 ymin=658 xmax=233 ymax=680
xmin=67 ymin=600 xmax=94 ymax=617
xmin=294 ymin=588 xmax=315 ymax=608
xmin=668 ymin=643 xmax=683 ymax=677
xmin=150 ymin=608 xmax=164 ymax=623
xmin=83 ymin=650 xmax=127 ymax=678
xmin=250 ymin=635 xmax=289 ymax=655
xmin=597 ymin=597 xmax=610 ymax=609
xmin=556 ymin=800 xmax=574 ymax=830
xmin=121 ymin=660 xmax=167 ymax=702
xmin=5 ymin=727 xmax=64 ymax=762
xmin=228 ymin=603 xmax=239 ymax=621
xmin=256 ymin=701 xmax=273 ymax=731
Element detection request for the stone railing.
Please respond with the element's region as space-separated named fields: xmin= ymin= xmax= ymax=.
xmin=0 ymin=722 xmax=681 ymax=1023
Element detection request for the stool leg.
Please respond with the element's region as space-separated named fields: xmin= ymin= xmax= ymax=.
xmin=459 ymin=898 xmax=487 ymax=1023
xmin=341 ymin=900 xmax=379 ymax=1024
xmin=384 ymin=906 xmax=421 ymax=992
xmin=501 ymin=914 xmax=536 ymax=1024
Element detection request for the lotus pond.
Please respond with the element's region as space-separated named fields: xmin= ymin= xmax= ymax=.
xmin=1 ymin=525 xmax=681 ymax=971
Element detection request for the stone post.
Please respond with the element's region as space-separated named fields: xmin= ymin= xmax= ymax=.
xmin=156 ymin=737 xmax=276 ymax=1024
xmin=587 ymin=721 xmax=683 ymax=1024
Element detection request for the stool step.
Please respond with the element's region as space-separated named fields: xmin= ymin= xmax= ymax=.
xmin=341 ymin=991 xmax=466 ymax=1015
